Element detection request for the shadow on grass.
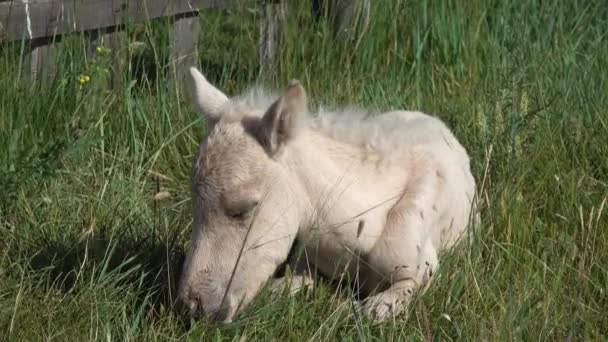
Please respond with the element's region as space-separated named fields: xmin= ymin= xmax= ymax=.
xmin=19 ymin=218 xmax=189 ymax=323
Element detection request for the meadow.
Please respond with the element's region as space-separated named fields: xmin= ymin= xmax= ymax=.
xmin=1 ymin=0 xmax=607 ymax=340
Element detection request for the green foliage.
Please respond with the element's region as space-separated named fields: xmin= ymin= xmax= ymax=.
xmin=1 ymin=0 xmax=607 ymax=340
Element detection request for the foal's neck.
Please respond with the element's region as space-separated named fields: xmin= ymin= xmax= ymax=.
xmin=283 ymin=129 xmax=403 ymax=230
xmin=287 ymin=129 xmax=373 ymax=184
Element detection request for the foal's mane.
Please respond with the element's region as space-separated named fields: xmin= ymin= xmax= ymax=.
xmin=222 ymin=85 xmax=450 ymax=157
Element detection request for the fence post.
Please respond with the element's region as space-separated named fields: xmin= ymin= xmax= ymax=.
xmin=258 ymin=0 xmax=287 ymax=69
xmin=89 ymin=29 xmax=127 ymax=89
xmin=334 ymin=0 xmax=370 ymax=42
xmin=102 ymin=30 xmax=127 ymax=89
xmin=26 ymin=37 xmax=60 ymax=84
xmin=311 ymin=0 xmax=370 ymax=42
xmin=168 ymin=14 xmax=201 ymax=98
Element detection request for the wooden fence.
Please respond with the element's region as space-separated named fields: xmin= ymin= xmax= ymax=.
xmin=0 ymin=0 xmax=289 ymax=92
xmin=0 ymin=0 xmax=369 ymax=91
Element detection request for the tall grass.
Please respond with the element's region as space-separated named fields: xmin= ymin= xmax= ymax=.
xmin=1 ymin=0 xmax=607 ymax=340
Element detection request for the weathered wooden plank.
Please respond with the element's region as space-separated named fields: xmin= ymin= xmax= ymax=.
xmin=102 ymin=30 xmax=126 ymax=89
xmin=168 ymin=14 xmax=200 ymax=97
xmin=0 ymin=0 xmax=236 ymax=43
xmin=26 ymin=37 xmax=60 ymax=83
xmin=88 ymin=28 xmax=126 ymax=89
xmin=330 ymin=0 xmax=370 ymax=41
xmin=258 ymin=0 xmax=286 ymax=68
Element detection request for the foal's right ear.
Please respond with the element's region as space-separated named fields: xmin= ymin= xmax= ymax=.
xmin=257 ymin=80 xmax=307 ymax=156
xmin=188 ymin=67 xmax=229 ymax=125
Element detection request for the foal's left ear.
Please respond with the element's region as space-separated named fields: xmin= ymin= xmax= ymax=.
xmin=258 ymin=80 xmax=307 ymax=155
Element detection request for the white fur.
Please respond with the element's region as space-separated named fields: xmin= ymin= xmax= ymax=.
xmin=189 ymin=68 xmax=229 ymax=120
xmin=178 ymin=68 xmax=479 ymax=323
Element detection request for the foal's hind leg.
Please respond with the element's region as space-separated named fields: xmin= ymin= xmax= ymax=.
xmin=361 ymin=168 xmax=440 ymax=321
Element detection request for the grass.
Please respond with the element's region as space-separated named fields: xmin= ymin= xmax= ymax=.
xmin=1 ymin=0 xmax=607 ymax=340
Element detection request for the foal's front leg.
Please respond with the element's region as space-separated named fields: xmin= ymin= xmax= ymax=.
xmin=269 ymin=245 xmax=315 ymax=295
xmin=361 ymin=239 xmax=438 ymax=321
xmin=361 ymin=169 xmax=440 ymax=321
xmin=269 ymin=273 xmax=314 ymax=294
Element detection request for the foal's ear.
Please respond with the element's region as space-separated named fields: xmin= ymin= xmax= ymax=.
xmin=188 ymin=67 xmax=229 ymax=125
xmin=258 ymin=80 xmax=307 ymax=155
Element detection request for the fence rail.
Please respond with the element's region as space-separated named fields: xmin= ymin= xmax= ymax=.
xmin=0 ymin=0 xmax=367 ymax=90
xmin=0 ymin=0 xmax=235 ymax=43
xmin=0 ymin=0 xmax=284 ymax=92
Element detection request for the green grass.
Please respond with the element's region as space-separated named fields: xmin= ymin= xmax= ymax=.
xmin=1 ymin=0 xmax=607 ymax=340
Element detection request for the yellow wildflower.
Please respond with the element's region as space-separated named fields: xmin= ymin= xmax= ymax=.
xmin=95 ymin=46 xmax=111 ymax=56
xmin=78 ymin=74 xmax=91 ymax=84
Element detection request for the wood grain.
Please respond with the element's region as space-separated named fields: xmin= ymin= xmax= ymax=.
xmin=0 ymin=0 xmax=235 ymax=42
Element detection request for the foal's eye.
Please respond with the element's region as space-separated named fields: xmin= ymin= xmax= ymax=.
xmin=229 ymin=210 xmax=248 ymax=220
xmin=227 ymin=201 xmax=258 ymax=221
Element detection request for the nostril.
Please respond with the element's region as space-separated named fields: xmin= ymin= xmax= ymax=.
xmin=186 ymin=297 xmax=199 ymax=318
xmin=176 ymin=293 xmax=200 ymax=320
